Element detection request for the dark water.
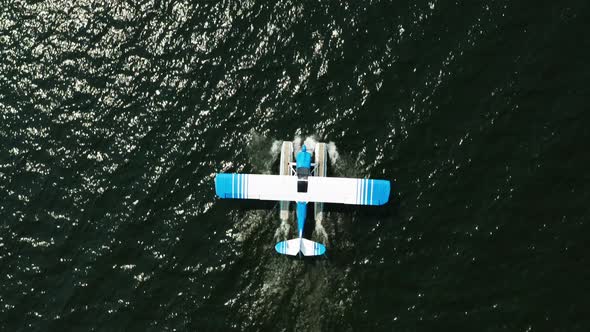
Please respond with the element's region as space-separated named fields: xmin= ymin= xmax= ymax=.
xmin=2 ymin=0 xmax=590 ymax=330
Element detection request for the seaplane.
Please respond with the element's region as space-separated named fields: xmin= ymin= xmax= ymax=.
xmin=214 ymin=141 xmax=390 ymax=256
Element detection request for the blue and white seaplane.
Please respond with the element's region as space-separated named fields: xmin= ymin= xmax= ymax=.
xmin=215 ymin=141 xmax=390 ymax=256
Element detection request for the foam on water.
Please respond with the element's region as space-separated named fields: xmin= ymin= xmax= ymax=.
xmin=314 ymin=219 xmax=329 ymax=244
xmin=269 ymin=140 xmax=282 ymax=158
xmin=327 ymin=141 xmax=339 ymax=165
xmin=274 ymin=217 xmax=291 ymax=241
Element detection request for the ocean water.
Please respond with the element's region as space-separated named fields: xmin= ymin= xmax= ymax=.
xmin=1 ymin=0 xmax=589 ymax=331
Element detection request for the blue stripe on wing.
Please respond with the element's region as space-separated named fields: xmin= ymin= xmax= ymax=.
xmin=370 ymin=179 xmax=390 ymax=205
xmin=357 ymin=178 xmax=390 ymax=206
xmin=215 ymin=173 xmax=251 ymax=200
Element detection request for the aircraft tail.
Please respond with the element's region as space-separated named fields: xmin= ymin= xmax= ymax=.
xmin=275 ymin=238 xmax=326 ymax=256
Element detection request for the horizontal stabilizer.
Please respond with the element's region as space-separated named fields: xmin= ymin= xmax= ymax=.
xmin=300 ymin=239 xmax=326 ymax=256
xmin=275 ymin=238 xmax=326 ymax=256
xmin=275 ymin=239 xmax=300 ymax=256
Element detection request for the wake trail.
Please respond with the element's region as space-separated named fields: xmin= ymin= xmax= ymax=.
xmin=274 ymin=218 xmax=291 ymax=241
xmin=247 ymin=133 xmax=343 ymax=246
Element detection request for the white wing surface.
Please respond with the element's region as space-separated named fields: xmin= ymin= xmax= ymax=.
xmin=215 ymin=173 xmax=390 ymax=205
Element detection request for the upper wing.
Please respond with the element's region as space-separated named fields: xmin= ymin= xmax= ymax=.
xmin=215 ymin=173 xmax=390 ymax=205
